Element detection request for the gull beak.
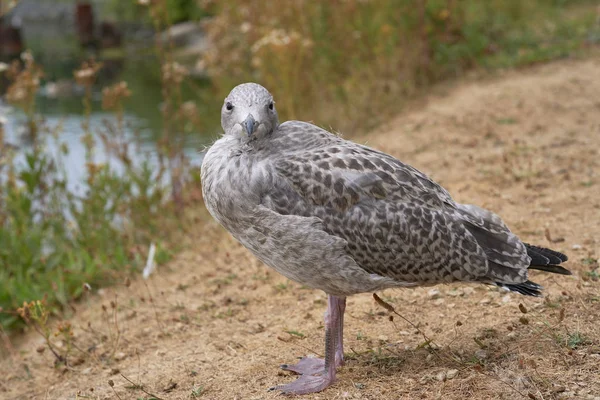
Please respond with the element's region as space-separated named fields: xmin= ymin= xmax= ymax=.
xmin=243 ymin=114 xmax=258 ymax=136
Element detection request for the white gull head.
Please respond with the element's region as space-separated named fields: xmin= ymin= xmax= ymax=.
xmin=221 ymin=82 xmax=279 ymax=140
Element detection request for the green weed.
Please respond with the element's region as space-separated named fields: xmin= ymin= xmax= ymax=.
xmin=566 ymin=331 xmax=588 ymax=349
xmin=286 ymin=330 xmax=306 ymax=338
xmin=554 ymin=330 xmax=589 ymax=349
xmin=191 ymin=386 xmax=204 ymax=397
xmin=273 ymin=282 xmax=290 ymax=293
xmin=0 ymin=1 xmax=199 ymax=333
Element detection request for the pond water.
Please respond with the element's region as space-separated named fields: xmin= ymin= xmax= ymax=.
xmin=1 ymin=54 xmax=222 ymax=190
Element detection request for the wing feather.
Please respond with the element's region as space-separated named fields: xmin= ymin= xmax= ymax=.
xmin=265 ymin=121 xmax=530 ymax=285
xmin=266 ymin=122 xmax=492 ymax=284
xmin=455 ymin=204 xmax=529 ymax=282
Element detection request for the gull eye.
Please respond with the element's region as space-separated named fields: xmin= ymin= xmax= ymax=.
xmin=226 ymin=102 xmax=233 ymax=111
xmin=268 ymin=102 xmax=274 ymax=110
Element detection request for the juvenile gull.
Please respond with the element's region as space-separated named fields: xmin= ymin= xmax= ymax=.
xmin=201 ymin=82 xmax=570 ymax=395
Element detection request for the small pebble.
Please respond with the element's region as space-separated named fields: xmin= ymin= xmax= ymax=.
xmin=557 ymin=393 xmax=574 ymax=399
xmin=553 ymin=386 xmax=566 ymax=394
xmin=463 ymin=287 xmax=475 ymax=295
xmin=446 ymin=369 xmax=458 ymax=379
xmin=475 ymin=349 xmax=488 ymax=360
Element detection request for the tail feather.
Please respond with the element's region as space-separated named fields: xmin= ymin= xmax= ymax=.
xmin=494 ymin=244 xmax=570 ymax=297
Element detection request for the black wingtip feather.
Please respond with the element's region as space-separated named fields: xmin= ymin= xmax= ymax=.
xmin=528 ymin=251 xmax=551 ymax=266
xmin=528 ymin=264 xmax=572 ymax=276
xmin=497 ymin=280 xmax=543 ymax=297
xmin=524 ymin=243 xmax=568 ymax=264
xmin=493 ymin=245 xmax=570 ymax=297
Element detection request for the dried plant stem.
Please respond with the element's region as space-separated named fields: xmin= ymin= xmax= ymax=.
xmin=373 ymin=293 xmax=440 ymax=351
xmin=120 ymin=373 xmax=164 ymax=400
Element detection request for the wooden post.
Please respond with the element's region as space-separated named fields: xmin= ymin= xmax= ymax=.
xmin=100 ymin=21 xmax=122 ymax=49
xmin=0 ymin=24 xmax=23 ymax=58
xmin=75 ymin=2 xmax=95 ymax=47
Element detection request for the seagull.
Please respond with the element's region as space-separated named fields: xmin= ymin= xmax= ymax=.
xmin=201 ymin=82 xmax=570 ymax=395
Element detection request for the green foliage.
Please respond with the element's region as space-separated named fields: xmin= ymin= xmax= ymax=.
xmin=203 ymin=0 xmax=599 ymax=134
xmin=0 ymin=141 xmax=172 ymax=330
xmin=566 ymin=331 xmax=588 ymax=349
xmin=0 ymin=53 xmax=190 ymax=332
xmin=554 ymin=330 xmax=590 ymax=349
xmin=165 ymin=0 xmax=205 ymax=24
xmin=191 ymin=386 xmax=204 ymax=397
xmin=104 ymin=0 xmax=207 ymax=23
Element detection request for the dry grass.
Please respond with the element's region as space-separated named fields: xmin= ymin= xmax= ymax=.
xmin=202 ymin=0 xmax=599 ymax=134
xmin=1 ymin=57 xmax=600 ymax=399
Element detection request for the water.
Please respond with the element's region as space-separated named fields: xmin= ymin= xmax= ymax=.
xmin=1 ymin=55 xmax=222 ymax=190
xmin=2 ymin=107 xmax=197 ymax=192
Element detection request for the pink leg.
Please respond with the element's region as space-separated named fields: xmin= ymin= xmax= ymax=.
xmin=280 ymin=296 xmax=346 ymax=375
xmin=336 ymin=296 xmax=345 ymax=366
xmin=272 ymin=295 xmax=346 ymax=395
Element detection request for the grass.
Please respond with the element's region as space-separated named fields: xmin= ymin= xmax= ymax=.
xmin=582 ymin=257 xmax=600 ymax=281
xmin=191 ymin=386 xmax=204 ymax=397
xmin=566 ymin=331 xmax=588 ymax=349
xmin=203 ymin=0 xmax=600 ymax=134
xmin=286 ymin=330 xmax=306 ymax=338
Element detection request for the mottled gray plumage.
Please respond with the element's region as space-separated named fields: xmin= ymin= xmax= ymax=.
xmin=202 ymin=83 xmax=555 ymax=295
xmin=201 ymin=82 xmax=569 ymax=394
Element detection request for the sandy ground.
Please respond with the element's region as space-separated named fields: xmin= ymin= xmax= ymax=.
xmin=2 ymin=57 xmax=600 ymax=400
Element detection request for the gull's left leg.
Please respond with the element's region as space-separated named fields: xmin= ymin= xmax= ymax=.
xmin=335 ymin=295 xmax=345 ymax=366
xmin=272 ymin=295 xmax=346 ymax=395
xmin=280 ymin=296 xmax=346 ymax=375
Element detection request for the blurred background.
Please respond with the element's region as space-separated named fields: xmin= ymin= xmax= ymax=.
xmin=1 ymin=0 xmax=599 ymax=332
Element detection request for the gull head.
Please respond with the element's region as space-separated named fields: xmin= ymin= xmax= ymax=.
xmin=221 ymin=82 xmax=279 ymax=139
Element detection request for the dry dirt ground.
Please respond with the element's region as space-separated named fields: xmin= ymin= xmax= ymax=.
xmin=2 ymin=57 xmax=600 ymax=400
